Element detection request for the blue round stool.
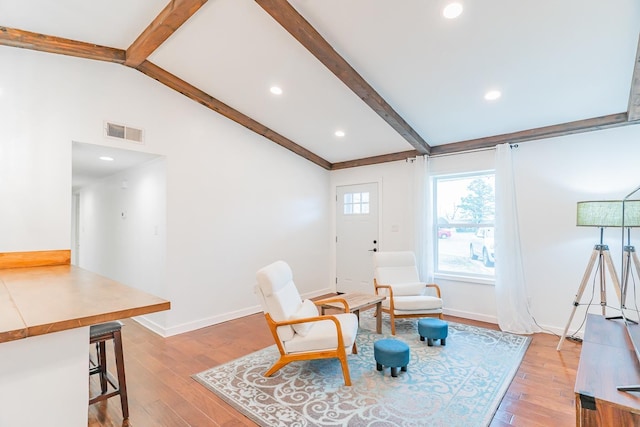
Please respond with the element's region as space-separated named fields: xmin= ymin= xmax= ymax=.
xmin=373 ymin=339 xmax=410 ymax=377
xmin=418 ymin=318 xmax=449 ymax=346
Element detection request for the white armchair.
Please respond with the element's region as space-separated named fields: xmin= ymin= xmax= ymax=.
xmin=255 ymin=260 xmax=359 ymax=386
xmin=373 ymin=251 xmax=443 ymax=335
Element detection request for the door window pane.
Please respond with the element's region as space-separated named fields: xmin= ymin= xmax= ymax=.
xmin=343 ymin=192 xmax=370 ymax=215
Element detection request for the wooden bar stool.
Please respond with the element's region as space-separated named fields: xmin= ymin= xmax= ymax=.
xmin=89 ymin=321 xmax=129 ymax=420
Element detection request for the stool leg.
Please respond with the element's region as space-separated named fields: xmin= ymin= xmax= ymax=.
xmin=419 ymin=336 xmax=425 ymax=341
xmin=427 ymin=338 xmax=433 ymax=346
xmin=97 ymin=341 xmax=108 ymax=394
xmin=113 ymin=330 xmax=129 ymax=420
xmin=376 ymin=362 xmax=383 ymax=371
xmin=401 ymin=366 xmax=407 ymax=372
xmin=390 ymin=367 xmax=398 ymax=377
xmin=441 ymin=338 xmax=446 ymax=346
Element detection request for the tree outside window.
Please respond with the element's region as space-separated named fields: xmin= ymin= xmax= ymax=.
xmin=434 ymin=172 xmax=495 ymax=278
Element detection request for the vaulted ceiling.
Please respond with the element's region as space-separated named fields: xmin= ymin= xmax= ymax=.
xmin=2 ymin=0 xmax=640 ymax=170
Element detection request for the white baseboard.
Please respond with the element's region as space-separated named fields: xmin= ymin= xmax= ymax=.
xmin=443 ymin=308 xmax=498 ymax=325
xmin=133 ymin=299 xmax=572 ymax=339
xmin=533 ymin=322 xmax=581 ymax=338
xmin=443 ymin=309 xmax=575 ymax=339
xmin=131 ymin=316 xmax=168 ymax=337
xmin=133 ymin=306 xmax=260 ymax=337
xmin=133 ymin=287 xmax=335 ymax=337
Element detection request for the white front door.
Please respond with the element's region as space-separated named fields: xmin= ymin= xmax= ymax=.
xmin=336 ymin=183 xmax=379 ymax=294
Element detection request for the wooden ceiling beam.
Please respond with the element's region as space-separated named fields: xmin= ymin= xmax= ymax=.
xmin=0 ymin=26 xmax=125 ymax=63
xmin=0 ymin=25 xmax=331 ymax=169
xmin=255 ymin=0 xmax=431 ymax=155
xmin=430 ymin=113 xmax=633 ymax=156
xmin=135 ymin=61 xmax=332 ymax=170
xmin=331 ymin=150 xmax=419 ymax=170
xmin=125 ymin=0 xmax=208 ymax=67
xmin=4 ymin=21 xmax=638 ymax=170
xmin=333 ymin=113 xmax=639 ymax=169
xmin=627 ymin=34 xmax=640 ymax=121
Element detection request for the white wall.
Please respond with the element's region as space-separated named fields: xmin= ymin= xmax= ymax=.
xmin=5 ymin=45 xmax=640 ymax=337
xmin=330 ymin=126 xmax=640 ymax=334
xmin=0 ymin=47 xmax=331 ymax=336
xmin=512 ymin=126 xmax=640 ymax=334
xmin=331 ymin=161 xmax=415 ymax=253
xmin=330 ymin=152 xmax=498 ymax=324
xmin=76 ymin=157 xmax=168 ymax=328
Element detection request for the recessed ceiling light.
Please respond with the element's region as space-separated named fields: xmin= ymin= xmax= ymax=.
xmin=270 ymin=86 xmax=283 ymax=95
xmin=334 ymin=130 xmax=345 ymax=137
xmin=484 ymin=90 xmax=502 ymax=101
xmin=443 ymin=3 xmax=463 ymax=19
xmin=99 ymin=156 xmax=114 ymax=161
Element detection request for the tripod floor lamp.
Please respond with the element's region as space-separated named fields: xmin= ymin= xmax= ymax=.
xmin=557 ymin=201 xmax=623 ymax=351
xmin=617 ymin=199 xmax=640 ymax=321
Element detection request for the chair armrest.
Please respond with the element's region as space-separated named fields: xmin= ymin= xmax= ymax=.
xmin=425 ymin=283 xmax=442 ymax=298
xmin=313 ymin=297 xmax=351 ymax=313
xmin=373 ymin=278 xmax=395 ymax=298
xmin=274 ymin=314 xmax=339 ymax=328
xmin=266 ymin=313 xmax=346 ymax=350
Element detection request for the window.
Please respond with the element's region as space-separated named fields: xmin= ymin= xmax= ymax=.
xmin=343 ymin=192 xmax=370 ymax=215
xmin=433 ymin=172 xmax=495 ymax=279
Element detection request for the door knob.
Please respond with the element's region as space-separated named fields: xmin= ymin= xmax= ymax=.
xmin=368 ymin=248 xmax=378 ymax=252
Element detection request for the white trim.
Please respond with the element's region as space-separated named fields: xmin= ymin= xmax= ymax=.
xmin=434 ymin=273 xmax=495 ymax=286
xmin=331 ymin=178 xmax=384 ymax=293
xmin=443 ymin=308 xmax=497 ymax=325
xmin=134 ymin=288 xmax=335 ymax=337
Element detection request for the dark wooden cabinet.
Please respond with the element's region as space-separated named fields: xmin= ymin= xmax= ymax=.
xmin=575 ymin=314 xmax=640 ymax=426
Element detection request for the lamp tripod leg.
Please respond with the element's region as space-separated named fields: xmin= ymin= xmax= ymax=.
xmin=557 ymin=248 xmax=599 ymax=351
xmin=603 ymin=249 xmax=622 ymax=308
xmin=631 ymin=250 xmax=640 ymax=314
xmin=615 ymin=246 xmax=640 ymax=324
xmin=599 ymin=252 xmax=607 ymax=315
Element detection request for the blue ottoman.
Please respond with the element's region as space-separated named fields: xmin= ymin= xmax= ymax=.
xmin=418 ymin=318 xmax=448 ymax=346
xmin=373 ymin=339 xmax=410 ymax=377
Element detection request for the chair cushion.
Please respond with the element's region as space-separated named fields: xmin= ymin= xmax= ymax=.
xmin=284 ymin=313 xmax=358 ymax=354
xmin=290 ymin=299 xmax=319 ymax=336
xmin=375 ymin=266 xmax=420 ymax=284
xmin=390 ymin=282 xmax=427 ymax=296
xmin=374 ymin=252 xmax=421 ymax=284
xmin=256 ymin=260 xmax=293 ymax=296
xmin=89 ymin=321 xmax=123 ymax=338
xmin=383 ymin=295 xmax=442 ymax=311
xmin=374 ymin=251 xmax=418 ymax=268
xmin=255 ymin=261 xmax=303 ymax=341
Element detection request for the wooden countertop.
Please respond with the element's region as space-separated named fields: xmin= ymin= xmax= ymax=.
xmin=0 ymin=265 xmax=170 ymax=344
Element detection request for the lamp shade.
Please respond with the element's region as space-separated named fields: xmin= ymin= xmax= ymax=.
xmin=577 ymin=200 xmax=640 ymax=227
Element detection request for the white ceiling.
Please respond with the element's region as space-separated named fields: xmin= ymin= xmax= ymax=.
xmin=71 ymin=142 xmax=161 ymax=191
xmin=3 ymin=0 xmax=640 ymax=167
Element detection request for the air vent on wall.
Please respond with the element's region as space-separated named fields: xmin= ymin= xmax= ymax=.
xmin=105 ymin=122 xmax=144 ymax=144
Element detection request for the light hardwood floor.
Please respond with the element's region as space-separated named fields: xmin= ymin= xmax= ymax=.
xmin=88 ymin=311 xmax=582 ymax=427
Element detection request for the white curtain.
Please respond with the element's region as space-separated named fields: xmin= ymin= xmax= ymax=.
xmin=494 ymin=143 xmax=538 ymax=333
xmin=413 ymin=155 xmax=434 ymax=282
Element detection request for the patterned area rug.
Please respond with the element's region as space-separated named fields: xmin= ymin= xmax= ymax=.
xmin=193 ymin=313 xmax=530 ymax=427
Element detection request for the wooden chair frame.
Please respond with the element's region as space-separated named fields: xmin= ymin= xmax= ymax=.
xmin=263 ymin=297 xmax=357 ymax=386
xmin=374 ymin=279 xmax=443 ymax=335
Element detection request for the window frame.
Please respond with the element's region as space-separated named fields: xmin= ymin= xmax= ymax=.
xmin=432 ymin=171 xmax=496 ymax=282
xmin=343 ymin=191 xmax=370 ymax=215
